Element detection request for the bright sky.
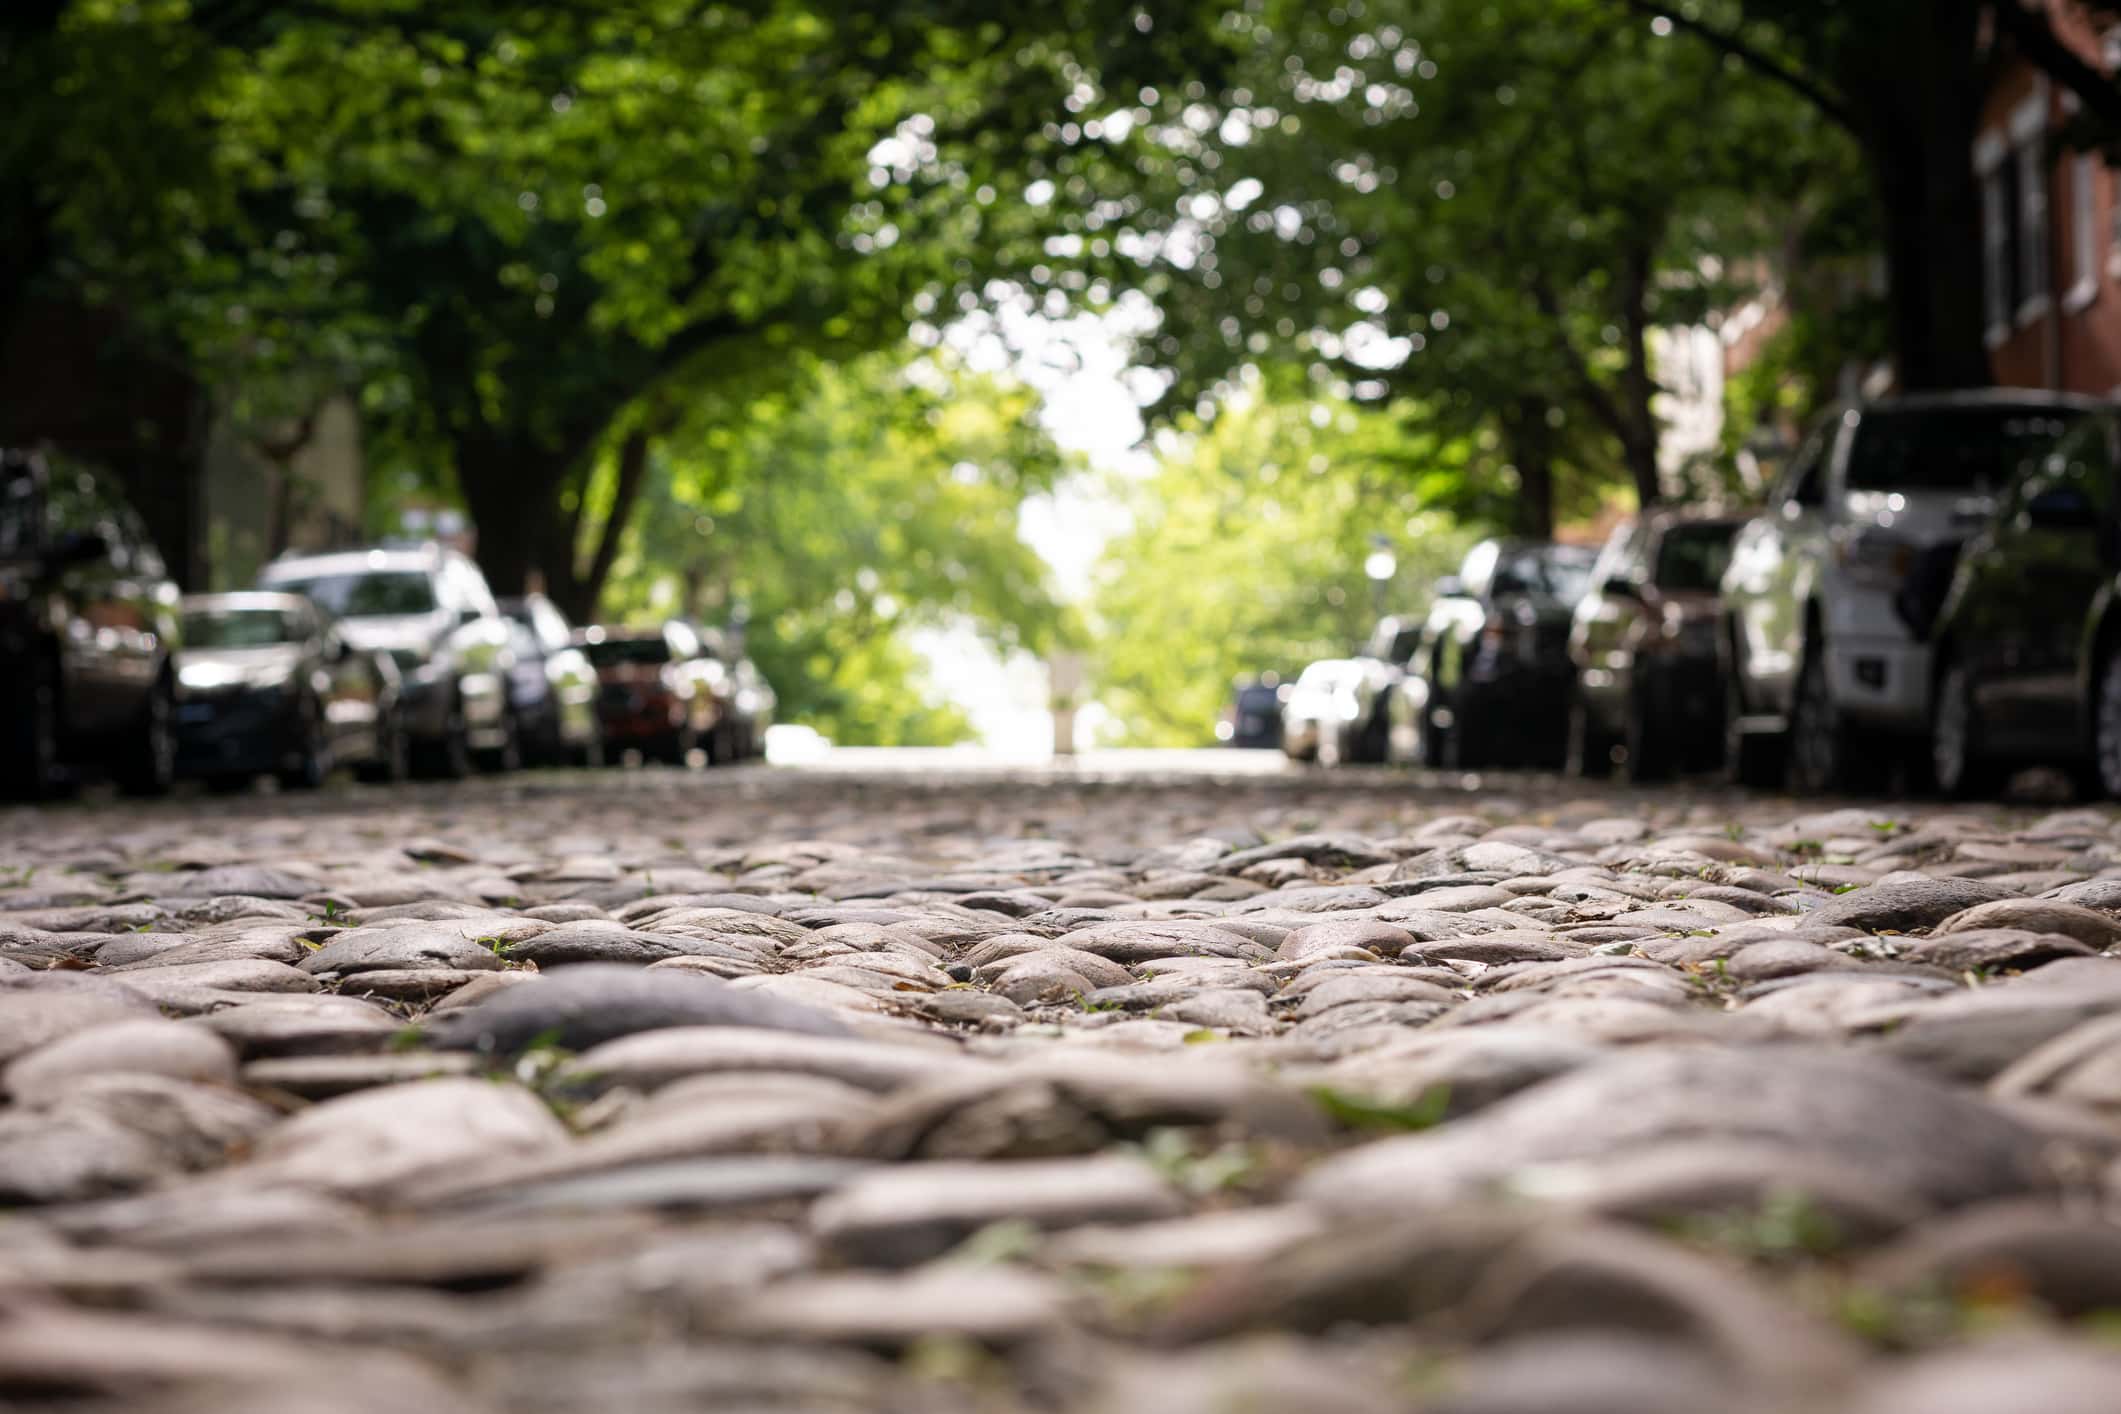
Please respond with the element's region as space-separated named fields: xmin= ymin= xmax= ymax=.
xmin=911 ymin=297 xmax=1158 ymax=752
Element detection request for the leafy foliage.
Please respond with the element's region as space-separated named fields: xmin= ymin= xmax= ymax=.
xmin=602 ymin=353 xmax=1071 ymax=745
xmin=1092 ymin=381 xmax=1475 ymax=745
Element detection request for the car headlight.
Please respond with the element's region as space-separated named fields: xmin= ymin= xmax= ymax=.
xmin=1835 ymin=529 xmax=1916 ymax=589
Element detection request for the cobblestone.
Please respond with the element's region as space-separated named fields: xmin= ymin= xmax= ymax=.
xmin=6 ymin=760 xmax=2121 ymax=1410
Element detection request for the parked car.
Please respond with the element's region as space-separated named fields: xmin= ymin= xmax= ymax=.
xmin=1281 ymin=658 xmax=1366 ymax=763
xmin=580 ymin=620 xmax=722 ymax=764
xmin=1217 ymin=674 xmax=1286 ymax=749
xmin=684 ymin=622 xmax=772 ymax=762
xmin=1416 ymin=538 xmax=1596 ymax=769
xmin=257 ymin=543 xmax=519 ymax=777
xmin=174 ymin=592 xmax=406 ymax=788
xmin=498 ymin=594 xmax=603 ymax=766
xmin=1926 ymin=411 xmax=2121 ymax=796
xmin=1567 ymin=511 xmax=1744 ymax=779
xmin=1343 ymin=615 xmax=1426 ymax=765
xmin=1720 ymin=391 xmax=2097 ymax=791
xmin=0 ymin=450 xmax=180 ymax=798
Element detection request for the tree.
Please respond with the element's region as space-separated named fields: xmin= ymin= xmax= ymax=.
xmin=600 ymin=350 xmax=1072 ymax=745
xmin=1092 ymin=380 xmax=1476 ymax=745
xmin=1635 ymin=1 xmax=2121 ymax=392
xmin=999 ymin=0 xmax=1848 ymax=532
xmin=186 ymin=0 xmax=1234 ymax=610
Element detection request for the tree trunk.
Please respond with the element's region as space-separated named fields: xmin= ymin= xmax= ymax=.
xmin=569 ymin=426 xmax=655 ymax=623
xmin=1616 ymin=234 xmax=1663 ymax=508
xmin=1851 ymin=1 xmax=1991 ymax=390
xmin=454 ymin=443 xmax=575 ymax=600
xmin=1503 ymin=395 xmax=1556 ymax=539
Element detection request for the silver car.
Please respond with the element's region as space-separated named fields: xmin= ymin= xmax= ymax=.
xmin=258 ymin=543 xmax=520 ymax=777
xmin=1719 ymin=391 xmax=2099 ymax=791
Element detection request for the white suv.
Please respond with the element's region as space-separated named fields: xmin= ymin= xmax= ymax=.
xmin=1720 ymin=391 xmax=2098 ymax=792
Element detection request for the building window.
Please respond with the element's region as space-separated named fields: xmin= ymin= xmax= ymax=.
xmin=2069 ymin=152 xmax=2100 ymax=313
xmin=2017 ymin=127 xmax=2050 ymax=325
xmin=1981 ymin=143 xmax=2017 ymax=342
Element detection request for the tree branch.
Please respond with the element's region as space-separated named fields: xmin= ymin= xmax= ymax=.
xmin=1613 ymin=0 xmax=1860 ymax=133
xmin=1991 ymin=0 xmax=2121 ymax=136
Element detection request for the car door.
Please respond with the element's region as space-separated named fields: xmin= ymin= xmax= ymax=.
xmin=1728 ymin=418 xmax=1834 ymax=714
xmin=533 ymin=599 xmax=597 ymax=742
xmin=1974 ymin=417 xmax=2117 ymax=746
xmin=1572 ymin=523 xmax=1642 ymax=727
xmin=314 ymin=607 xmax=382 ymax=757
xmin=44 ymin=469 xmax=134 ymax=736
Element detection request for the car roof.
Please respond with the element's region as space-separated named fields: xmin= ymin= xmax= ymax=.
xmin=1851 ymin=389 xmax=2109 ymax=414
xmin=259 ymin=546 xmax=445 ymax=578
xmin=181 ymin=591 xmax=314 ymax=613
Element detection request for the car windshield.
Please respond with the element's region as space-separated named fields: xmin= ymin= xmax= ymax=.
xmin=583 ymin=637 xmax=671 ymax=667
xmin=1236 ymin=686 xmax=1280 ymax=712
xmin=272 ymin=570 xmax=436 ymax=617
xmin=1847 ymin=406 xmax=2088 ymax=493
xmin=1493 ymin=547 xmax=1594 ymax=601
xmin=1653 ymin=523 xmax=1739 ymax=593
xmin=182 ymin=608 xmax=300 ymax=648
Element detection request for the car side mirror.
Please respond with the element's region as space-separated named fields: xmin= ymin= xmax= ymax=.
xmin=1602 ymin=576 xmax=1640 ymax=600
xmin=2025 ymin=487 xmax=2100 ymax=531
xmin=458 ymin=606 xmax=483 ymax=627
xmin=327 ymin=637 xmax=350 ymax=662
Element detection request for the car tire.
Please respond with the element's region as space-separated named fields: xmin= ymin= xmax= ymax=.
xmin=1625 ymin=680 xmax=1671 ymax=783
xmin=1721 ymin=658 xmax=1784 ymax=790
xmin=478 ymin=701 xmax=522 ymax=774
xmin=0 ymin=650 xmax=63 ymax=801
xmin=2092 ymin=650 xmax=2121 ymax=800
xmin=277 ymin=696 xmax=330 ymax=791
xmin=1784 ymin=649 xmax=1851 ymax=795
xmin=1565 ymin=690 xmax=1612 ymax=778
xmin=114 ymin=674 xmax=176 ymax=798
xmin=356 ymin=709 xmax=410 ymax=784
xmin=1930 ymin=658 xmax=2003 ymax=799
xmin=416 ymin=694 xmax=473 ymax=780
xmin=663 ymin=721 xmax=698 ymax=766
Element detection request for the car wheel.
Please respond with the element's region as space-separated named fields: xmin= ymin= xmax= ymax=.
xmin=664 ymin=721 xmax=698 ymax=766
xmin=1721 ymin=656 xmax=1783 ymax=790
xmin=1784 ymin=650 xmax=1848 ymax=795
xmin=114 ymin=674 xmax=175 ymax=797
xmin=0 ymin=651 xmax=62 ymax=800
xmin=1930 ymin=658 xmax=2002 ymax=799
xmin=1625 ymin=681 xmax=1671 ymax=783
xmin=416 ymin=695 xmax=472 ymax=780
xmin=2093 ymin=651 xmax=2121 ymax=799
xmin=277 ymin=696 xmax=330 ymax=791
xmin=357 ymin=709 xmax=410 ymax=784
xmin=478 ymin=702 xmax=522 ymax=773
xmin=1565 ymin=690 xmax=1612 ymax=778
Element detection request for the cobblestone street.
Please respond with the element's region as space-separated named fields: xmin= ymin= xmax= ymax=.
xmin=9 ymin=757 xmax=2121 ymax=1412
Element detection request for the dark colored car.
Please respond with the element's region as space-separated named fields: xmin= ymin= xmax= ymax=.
xmin=580 ymin=620 xmax=723 ymax=764
xmin=1343 ymin=615 xmax=1426 ymax=765
xmin=0 ymin=449 xmax=179 ymax=798
xmin=1217 ymin=674 xmax=1286 ymax=749
xmin=1927 ymin=411 xmax=2121 ymax=796
xmin=499 ymin=594 xmax=603 ymax=766
xmin=174 ymin=592 xmax=407 ymax=788
xmin=258 ymin=544 xmax=519 ymax=777
xmin=682 ymin=622 xmax=772 ymax=762
xmin=1567 ymin=512 xmax=1744 ymax=779
xmin=1416 ymin=538 xmax=1596 ymax=769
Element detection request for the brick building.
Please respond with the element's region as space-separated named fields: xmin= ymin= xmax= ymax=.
xmin=1978 ymin=3 xmax=2121 ymax=392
